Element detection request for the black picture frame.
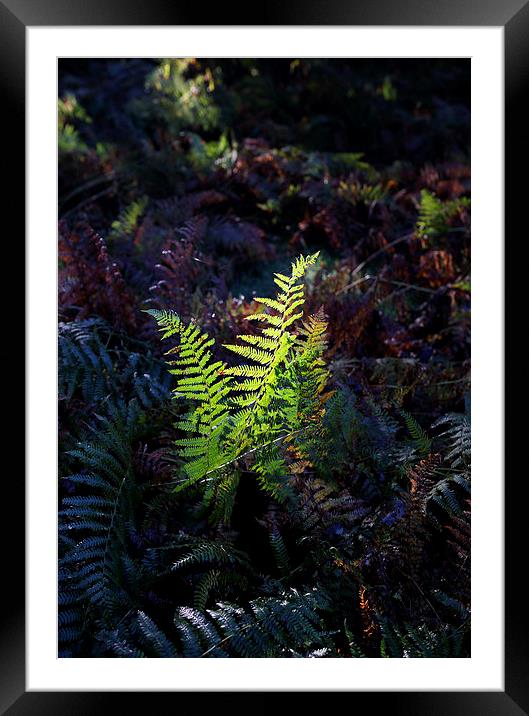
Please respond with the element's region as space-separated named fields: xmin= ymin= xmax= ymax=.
xmin=2 ymin=1 xmax=521 ymax=711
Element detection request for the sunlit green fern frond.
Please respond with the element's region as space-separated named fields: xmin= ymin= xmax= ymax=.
xmin=145 ymin=309 xmax=232 ymax=491
xmin=146 ymin=254 xmax=325 ymax=505
xmin=222 ymin=252 xmax=319 ymax=418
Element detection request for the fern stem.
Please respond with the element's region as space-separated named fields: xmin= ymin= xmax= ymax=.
xmin=204 ymin=428 xmax=305 ymax=477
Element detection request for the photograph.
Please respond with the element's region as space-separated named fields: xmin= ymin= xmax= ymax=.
xmin=57 ymin=57 xmax=472 ymax=659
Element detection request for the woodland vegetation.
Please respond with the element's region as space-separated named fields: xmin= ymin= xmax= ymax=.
xmin=58 ymin=59 xmax=470 ymax=658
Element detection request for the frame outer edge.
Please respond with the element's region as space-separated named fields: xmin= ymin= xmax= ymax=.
xmin=2 ymin=0 xmax=523 ymax=710
xmin=0 ymin=0 xmax=529 ymax=26
xmin=505 ymin=3 xmax=529 ymax=714
xmin=0 ymin=0 xmax=27 ymax=713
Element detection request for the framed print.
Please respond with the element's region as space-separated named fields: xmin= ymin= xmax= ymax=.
xmin=1 ymin=0 xmax=522 ymax=711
